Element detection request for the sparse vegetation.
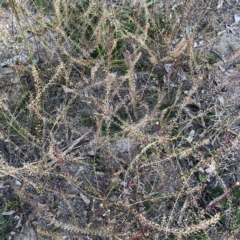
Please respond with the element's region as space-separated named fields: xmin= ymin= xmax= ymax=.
xmin=0 ymin=0 xmax=240 ymax=239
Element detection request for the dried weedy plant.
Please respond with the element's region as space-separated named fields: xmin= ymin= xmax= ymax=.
xmin=0 ymin=0 xmax=240 ymax=239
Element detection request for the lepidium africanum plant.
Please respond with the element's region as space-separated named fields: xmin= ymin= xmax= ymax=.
xmin=0 ymin=0 xmax=240 ymax=239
